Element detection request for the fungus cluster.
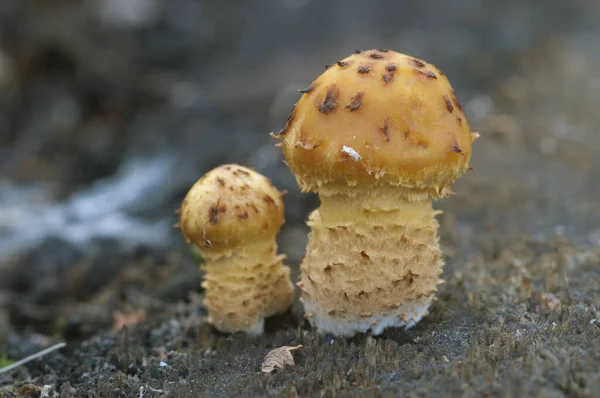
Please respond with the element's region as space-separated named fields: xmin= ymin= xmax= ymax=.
xmin=275 ymin=49 xmax=477 ymax=336
xmin=178 ymin=165 xmax=294 ymax=335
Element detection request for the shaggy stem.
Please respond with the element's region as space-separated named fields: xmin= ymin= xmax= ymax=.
xmin=299 ymin=186 xmax=443 ymax=335
xmin=202 ymin=237 xmax=294 ymax=334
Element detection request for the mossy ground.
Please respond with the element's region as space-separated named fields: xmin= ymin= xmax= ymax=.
xmin=1 ymin=232 xmax=598 ymax=397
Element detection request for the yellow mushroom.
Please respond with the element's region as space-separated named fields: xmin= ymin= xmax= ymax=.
xmin=179 ymin=164 xmax=294 ymax=334
xmin=275 ymin=49 xmax=478 ymax=336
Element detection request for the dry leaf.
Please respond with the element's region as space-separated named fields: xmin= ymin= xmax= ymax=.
xmin=18 ymin=384 xmax=43 ymax=395
xmin=261 ymin=345 xmax=302 ymax=373
xmin=539 ymin=293 xmax=561 ymax=313
xmin=112 ymin=310 xmax=147 ymax=331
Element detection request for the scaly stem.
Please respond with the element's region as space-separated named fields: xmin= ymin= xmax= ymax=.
xmin=202 ymin=237 xmax=294 ymax=334
xmin=299 ymin=186 xmax=443 ymax=336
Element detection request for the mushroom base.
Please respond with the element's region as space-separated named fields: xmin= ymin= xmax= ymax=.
xmin=298 ymin=187 xmax=443 ymax=337
xmin=302 ymin=294 xmax=433 ymax=337
xmin=201 ymin=239 xmax=294 ymax=335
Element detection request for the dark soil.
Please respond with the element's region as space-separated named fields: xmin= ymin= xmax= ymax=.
xmin=1 ymin=1 xmax=599 ymax=397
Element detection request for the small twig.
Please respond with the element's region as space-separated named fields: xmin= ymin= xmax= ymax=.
xmin=0 ymin=342 xmax=66 ymax=374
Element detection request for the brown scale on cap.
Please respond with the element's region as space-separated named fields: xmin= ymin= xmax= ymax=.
xmin=379 ymin=118 xmax=390 ymax=142
xmin=357 ymin=65 xmax=372 ymax=74
xmin=451 ymin=89 xmax=463 ymax=111
xmin=263 ymin=194 xmax=276 ymax=206
xmin=451 ymin=144 xmax=464 ymax=154
xmin=208 ymin=202 xmax=226 ymax=225
xmin=179 ymin=165 xmax=294 ymax=335
xmin=410 ymin=58 xmax=426 ymax=68
xmin=274 ymin=49 xmax=479 ymax=337
xmin=382 ymin=71 xmax=395 ymax=84
xmin=443 ymin=95 xmax=454 ymax=113
xmin=345 ymin=92 xmax=364 ymax=112
xmin=383 ymin=63 xmax=397 ymax=84
xmin=315 ymin=85 xmax=340 ymax=114
xmin=274 ymin=104 xmax=296 ymax=137
xmin=417 ymin=69 xmax=437 ymax=79
xmin=298 ymin=84 xmax=315 ymax=94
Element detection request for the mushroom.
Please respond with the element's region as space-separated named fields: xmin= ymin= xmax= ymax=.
xmin=274 ymin=49 xmax=478 ymax=336
xmin=178 ymin=164 xmax=295 ymax=334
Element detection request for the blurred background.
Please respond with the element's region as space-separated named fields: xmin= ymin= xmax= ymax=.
xmin=1 ymin=0 xmax=599 ymax=358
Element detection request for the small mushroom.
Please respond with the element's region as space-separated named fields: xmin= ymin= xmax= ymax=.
xmin=274 ymin=50 xmax=478 ymax=337
xmin=179 ymin=165 xmax=294 ymax=335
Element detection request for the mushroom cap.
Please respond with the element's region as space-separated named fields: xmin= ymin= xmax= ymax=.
xmin=277 ymin=49 xmax=476 ymax=196
xmin=179 ymin=164 xmax=284 ymax=250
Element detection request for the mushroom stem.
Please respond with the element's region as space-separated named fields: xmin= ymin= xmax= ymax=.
xmin=299 ymin=186 xmax=442 ymax=336
xmin=202 ymin=237 xmax=293 ymax=335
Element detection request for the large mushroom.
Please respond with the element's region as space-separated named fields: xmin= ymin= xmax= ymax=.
xmin=178 ymin=164 xmax=294 ymax=335
xmin=274 ymin=49 xmax=478 ymax=336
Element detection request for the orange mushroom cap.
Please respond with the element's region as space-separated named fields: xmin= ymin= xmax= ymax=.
xmin=276 ymin=49 xmax=476 ymax=197
xmin=179 ymin=164 xmax=285 ymax=252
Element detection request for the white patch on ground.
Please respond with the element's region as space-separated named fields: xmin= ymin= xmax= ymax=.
xmin=302 ymin=295 xmax=433 ymax=337
xmin=91 ymin=0 xmax=161 ymax=27
xmin=0 ymin=156 xmax=175 ymax=260
xmin=341 ymin=145 xmax=362 ymax=162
